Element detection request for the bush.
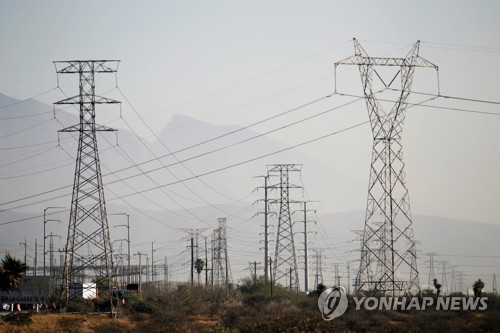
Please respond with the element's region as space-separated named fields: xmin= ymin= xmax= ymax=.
xmin=57 ymin=316 xmax=82 ymax=332
xmin=66 ymin=298 xmax=97 ymax=313
xmin=94 ymin=321 xmax=129 ymax=333
xmin=2 ymin=311 xmax=33 ymax=326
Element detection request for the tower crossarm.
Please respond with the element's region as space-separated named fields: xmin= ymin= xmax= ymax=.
xmin=54 ymin=95 xmax=121 ymax=105
xmin=335 ymin=38 xmax=438 ymax=70
xmin=54 ymin=60 xmax=120 ymax=73
xmin=335 ymin=55 xmax=438 ymax=69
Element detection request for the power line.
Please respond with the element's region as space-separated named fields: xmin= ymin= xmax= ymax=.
xmin=138 ymin=40 xmax=350 ymax=121
xmin=337 ymin=92 xmax=500 ymax=117
xmin=0 ymin=86 xmax=59 ymax=110
xmin=389 ymin=88 xmax=500 ymax=106
xmin=116 ymin=89 xmax=231 ymax=222
xmin=2 ymin=85 xmax=498 ymax=218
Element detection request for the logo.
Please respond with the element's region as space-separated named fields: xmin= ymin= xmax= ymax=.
xmin=317 ymin=286 xmax=348 ymax=320
xmin=316 ymin=287 xmax=488 ymax=321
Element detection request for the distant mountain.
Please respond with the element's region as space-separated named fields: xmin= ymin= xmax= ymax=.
xmin=0 ymin=92 xmax=364 ymax=215
xmin=1 ymin=93 xmax=499 ymax=292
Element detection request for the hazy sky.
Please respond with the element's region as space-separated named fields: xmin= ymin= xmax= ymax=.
xmin=4 ymin=0 xmax=499 ymax=222
xmin=1 ymin=0 xmax=500 ymax=287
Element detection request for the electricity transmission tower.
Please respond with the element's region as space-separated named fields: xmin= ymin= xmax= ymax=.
xmin=426 ymin=252 xmax=437 ymax=290
xmin=212 ymin=218 xmax=231 ymax=288
xmin=335 ymin=39 xmax=439 ymax=295
xmin=54 ymin=60 xmax=120 ymax=314
xmin=313 ymin=248 xmax=324 ymax=289
xmin=441 ymin=261 xmax=448 ymax=294
xmin=268 ymin=164 xmax=301 ymax=291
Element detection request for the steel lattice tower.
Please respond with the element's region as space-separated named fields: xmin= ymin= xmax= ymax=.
xmin=212 ymin=218 xmax=231 ymax=288
xmin=426 ymin=252 xmax=437 ymax=290
xmin=54 ymin=60 xmax=120 ymax=313
xmin=313 ymin=248 xmax=324 ymax=289
xmin=268 ymin=164 xmax=301 ymax=291
xmin=335 ymin=39 xmax=438 ymax=295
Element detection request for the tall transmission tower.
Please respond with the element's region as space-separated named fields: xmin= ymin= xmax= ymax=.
xmin=426 ymin=252 xmax=437 ymax=290
xmin=268 ymin=164 xmax=301 ymax=291
xmin=450 ymin=265 xmax=456 ymax=294
xmin=212 ymin=218 xmax=232 ymax=288
xmin=54 ymin=60 xmax=120 ymax=314
xmin=313 ymin=248 xmax=324 ymax=289
xmin=440 ymin=261 xmax=448 ymax=294
xmin=335 ymin=39 xmax=439 ymax=295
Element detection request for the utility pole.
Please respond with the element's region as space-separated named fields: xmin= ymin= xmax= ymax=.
xmin=254 ymin=261 xmax=258 ymax=282
xmin=151 ymin=241 xmax=156 ymax=283
xmin=335 ymin=264 xmax=341 ymax=287
xmin=269 ymin=257 xmax=273 ymax=297
xmin=164 ymin=256 xmax=169 ymax=286
xmin=190 ymin=237 xmax=194 ymax=285
xmin=205 ymin=237 xmax=209 ymax=286
xmin=34 ymin=238 xmax=38 ymax=276
xmin=135 ymin=252 xmax=145 ymax=298
xmin=110 ymin=213 xmax=131 ymax=285
xmin=181 ymin=229 xmax=205 ymax=285
xmin=19 ymin=239 xmax=27 ymax=275
xmin=347 ymin=262 xmax=350 ymax=295
xmin=43 ymin=206 xmax=64 ymax=277
xmin=336 ymin=39 xmax=439 ymax=295
xmin=493 ymin=274 xmax=497 ymax=295
xmin=211 ymin=235 xmax=214 ymax=286
xmin=54 ymin=60 xmax=120 ymax=314
xmin=296 ymin=201 xmax=316 ymax=292
xmin=254 ymin=175 xmax=272 ymax=282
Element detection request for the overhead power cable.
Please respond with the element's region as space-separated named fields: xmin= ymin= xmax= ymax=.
xmin=2 ymin=87 xmax=496 ymax=212
xmin=0 ymin=86 xmax=59 ymax=110
xmin=337 ymin=92 xmax=500 ymax=117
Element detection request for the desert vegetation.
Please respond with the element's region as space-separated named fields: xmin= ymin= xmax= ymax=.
xmin=1 ymin=276 xmax=500 ymax=332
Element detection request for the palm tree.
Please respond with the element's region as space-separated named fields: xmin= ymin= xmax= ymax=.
xmin=194 ymin=258 xmax=204 ymax=285
xmin=473 ymin=279 xmax=485 ymax=297
xmin=0 ymin=254 xmax=27 ymax=292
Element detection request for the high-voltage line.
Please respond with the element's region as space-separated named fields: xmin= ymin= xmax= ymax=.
xmin=268 ymin=164 xmax=301 ymax=291
xmin=54 ymin=60 xmax=120 ymax=315
xmin=335 ymin=39 xmax=439 ymax=295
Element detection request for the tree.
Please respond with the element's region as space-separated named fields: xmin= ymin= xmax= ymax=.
xmin=433 ymin=278 xmax=442 ymax=297
xmin=0 ymin=254 xmax=27 ymax=292
xmin=473 ymin=279 xmax=485 ymax=297
xmin=194 ymin=259 xmax=204 ymax=285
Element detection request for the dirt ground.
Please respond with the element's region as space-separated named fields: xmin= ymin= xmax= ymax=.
xmin=0 ymin=313 xmax=136 ymax=333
